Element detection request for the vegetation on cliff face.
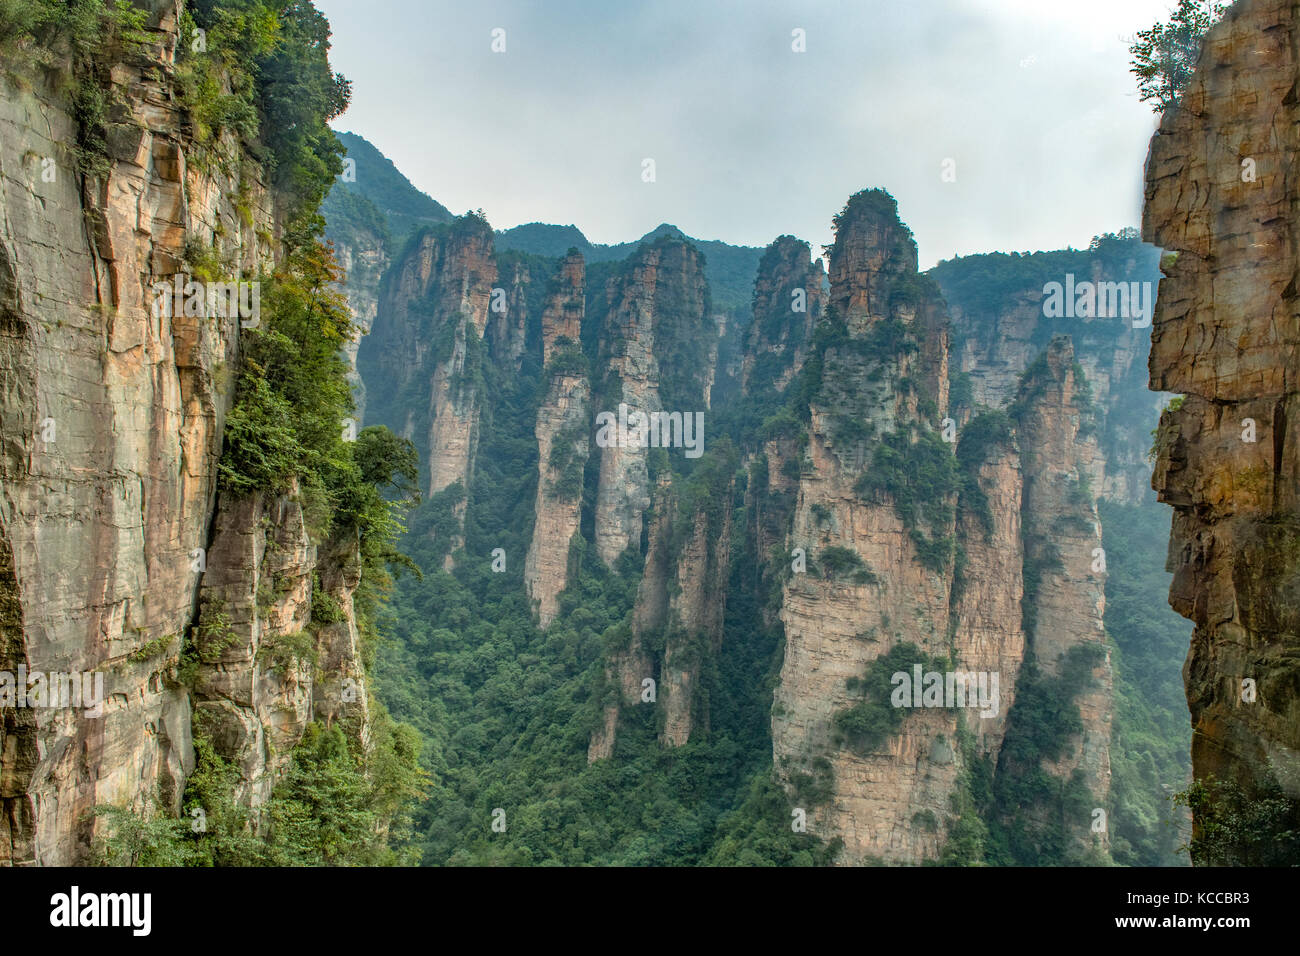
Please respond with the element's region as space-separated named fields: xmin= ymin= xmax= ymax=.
xmin=182 ymin=0 xmax=351 ymax=224
xmin=56 ymin=0 xmax=429 ymax=866
xmin=0 ymin=1 xmax=1244 ymax=874
xmin=834 ymin=643 xmax=953 ymax=755
xmin=359 ymin=223 xmax=825 ymax=864
xmin=0 ymin=0 xmax=151 ymax=175
xmin=1174 ymin=775 xmax=1300 ymax=866
xmin=350 ymin=175 xmax=1196 ymax=866
xmin=855 ymin=427 xmax=959 ymax=573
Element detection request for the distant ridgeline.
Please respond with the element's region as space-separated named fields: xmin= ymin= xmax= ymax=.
xmin=333 ymin=131 xmax=1190 ymax=866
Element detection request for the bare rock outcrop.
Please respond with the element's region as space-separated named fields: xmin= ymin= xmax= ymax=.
xmin=0 ymin=5 xmax=267 ymax=865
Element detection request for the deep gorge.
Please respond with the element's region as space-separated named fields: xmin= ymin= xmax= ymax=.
xmin=1 ymin=0 xmax=1294 ymax=871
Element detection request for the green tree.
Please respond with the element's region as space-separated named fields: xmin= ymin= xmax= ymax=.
xmin=1129 ymin=0 xmax=1229 ymax=113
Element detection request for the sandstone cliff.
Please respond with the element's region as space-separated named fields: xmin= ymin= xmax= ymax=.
xmin=0 ymin=2 xmax=371 ymax=865
xmin=329 ymin=213 xmax=388 ymax=421
xmin=1144 ymin=0 xmax=1300 ymax=840
xmin=592 ymin=236 xmax=715 ymax=565
xmin=741 ymin=237 xmax=825 ymax=396
xmin=0 ymin=4 xmax=268 ymax=865
xmin=933 ymin=242 xmax=1163 ymax=505
xmin=358 ymin=214 xmax=497 ymax=565
xmin=770 ymin=190 xmax=962 ymax=863
xmin=524 ymin=251 xmax=589 ymax=627
xmin=1003 ymin=337 xmax=1112 ymax=854
xmin=583 ymin=234 xmax=730 ymax=758
xmin=763 ymin=192 xmax=1114 ymax=864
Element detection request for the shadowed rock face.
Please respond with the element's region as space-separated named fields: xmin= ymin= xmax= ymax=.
xmin=1011 ymin=338 xmax=1112 ymax=831
xmin=360 ymin=214 xmax=497 ymax=566
xmin=742 ymin=236 xmax=825 ymax=396
xmin=1144 ymin=0 xmax=1300 ymax=827
xmin=935 ymin=245 xmax=1164 ymax=506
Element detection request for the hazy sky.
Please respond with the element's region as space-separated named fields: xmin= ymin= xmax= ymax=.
xmin=314 ymin=0 xmax=1176 ymax=268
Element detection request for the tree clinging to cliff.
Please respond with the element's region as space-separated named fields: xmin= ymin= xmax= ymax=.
xmin=1129 ymin=0 xmax=1229 ymax=113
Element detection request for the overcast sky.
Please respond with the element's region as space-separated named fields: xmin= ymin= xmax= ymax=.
xmin=314 ymin=0 xmax=1176 ymax=268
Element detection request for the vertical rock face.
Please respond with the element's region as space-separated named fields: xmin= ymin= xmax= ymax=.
xmin=588 ymin=469 xmax=735 ymax=758
xmin=0 ymin=6 xmax=275 ymax=864
xmin=189 ymin=487 xmax=370 ymax=812
xmin=766 ymin=192 xmax=1115 ymax=864
xmin=771 ymin=191 xmax=960 ymax=863
xmin=583 ymin=236 xmax=728 ymax=758
xmin=359 ymin=214 xmax=497 ymax=562
xmin=592 ymin=237 xmax=714 ymax=565
xmin=488 ymin=257 xmax=531 ymax=372
xmin=0 ymin=4 xmax=372 ymax=866
xmin=525 ymin=251 xmax=588 ymax=626
xmin=950 ymin=440 xmax=1025 ymax=759
xmin=1144 ymin=0 xmax=1300 ymax=816
xmin=192 ymin=491 xmax=308 ymax=808
xmin=934 ymin=244 xmax=1163 ymax=505
xmin=1012 ymin=338 xmax=1112 ymax=833
xmin=742 ymin=236 xmax=825 ymax=395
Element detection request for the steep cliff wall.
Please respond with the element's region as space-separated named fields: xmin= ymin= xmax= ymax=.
xmin=933 ymin=241 xmax=1164 ymax=505
xmin=358 ymin=214 xmax=497 ymax=565
xmin=583 ymin=236 xmax=729 ymax=758
xmin=525 ymin=251 xmax=588 ymax=627
xmin=762 ymin=193 xmax=1116 ymax=865
xmin=329 ymin=214 xmax=388 ymax=421
xmin=587 ymin=467 xmax=735 ymax=758
xmin=592 ymin=237 xmax=715 ymax=565
xmin=742 ymin=236 xmax=825 ymax=397
xmin=0 ymin=0 xmax=378 ymax=866
xmin=771 ymin=191 xmax=963 ymax=864
xmin=0 ymin=5 xmax=273 ymax=865
xmin=1144 ymin=0 xmax=1300 ymax=841
xmin=1005 ymin=337 xmax=1112 ymax=854
xmin=322 ymin=131 xmax=456 ymax=419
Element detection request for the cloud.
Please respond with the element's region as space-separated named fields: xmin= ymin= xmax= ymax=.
xmin=316 ymin=0 xmax=1174 ymax=266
